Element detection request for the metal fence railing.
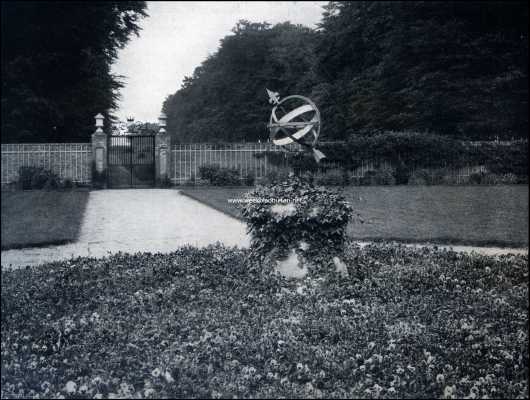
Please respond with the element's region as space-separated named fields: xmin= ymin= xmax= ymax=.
xmin=1 ymin=143 xmax=92 ymax=185
xmin=170 ymin=142 xmax=293 ymax=184
xmin=0 ymin=140 xmax=511 ymax=187
xmin=169 ymin=143 xmax=491 ymax=184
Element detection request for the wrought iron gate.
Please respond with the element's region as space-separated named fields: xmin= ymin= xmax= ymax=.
xmin=108 ymin=135 xmax=155 ymax=188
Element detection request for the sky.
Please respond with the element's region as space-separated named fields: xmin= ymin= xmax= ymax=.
xmin=111 ymin=1 xmax=327 ymax=122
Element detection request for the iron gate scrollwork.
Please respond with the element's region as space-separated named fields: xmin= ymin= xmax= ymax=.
xmin=108 ymin=135 xmax=155 ymax=188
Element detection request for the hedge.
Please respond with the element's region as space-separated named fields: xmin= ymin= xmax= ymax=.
xmin=259 ymin=132 xmax=528 ymax=177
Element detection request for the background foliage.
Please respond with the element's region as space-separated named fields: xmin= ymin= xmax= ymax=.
xmin=1 ymin=1 xmax=147 ymax=143
xmin=163 ymin=1 xmax=528 ymax=143
xmin=163 ymin=21 xmax=317 ymax=143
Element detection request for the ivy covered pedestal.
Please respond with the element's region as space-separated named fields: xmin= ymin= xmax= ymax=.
xmin=241 ymin=175 xmax=354 ymax=278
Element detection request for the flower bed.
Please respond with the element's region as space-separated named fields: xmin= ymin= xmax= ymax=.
xmin=1 ymin=243 xmax=528 ymax=398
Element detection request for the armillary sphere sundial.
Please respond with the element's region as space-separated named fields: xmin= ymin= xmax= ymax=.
xmin=266 ymin=89 xmax=326 ymax=162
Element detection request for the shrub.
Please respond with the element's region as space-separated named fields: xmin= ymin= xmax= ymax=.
xmin=408 ymin=169 xmax=430 ymax=185
xmin=17 ymin=166 xmax=40 ymax=189
xmin=409 ymin=168 xmax=451 ymax=185
xmin=470 ymin=172 xmax=520 ymax=185
xmin=344 ymin=171 xmax=361 ymax=186
xmin=501 ymin=173 xmax=520 ymax=184
xmin=30 ymin=169 xmax=50 ymax=189
xmin=393 ymin=160 xmax=410 ymax=184
xmin=289 ymin=152 xmax=319 ymax=175
xmin=42 ymin=174 xmax=60 ymax=190
xmin=516 ymin=174 xmax=528 ymax=184
xmin=360 ymin=166 xmax=395 ymax=185
xmin=441 ymin=174 xmax=460 ymax=185
xmin=198 ymin=164 xmax=240 ymax=186
xmin=329 ymin=134 xmax=527 ymax=178
xmin=374 ymin=165 xmax=396 ymax=185
xmin=298 ymin=170 xmax=315 ymax=185
xmin=17 ymin=166 xmax=62 ymax=190
xmin=244 ymin=172 xmax=255 ymax=186
xmin=259 ymin=151 xmax=317 ymax=175
xmin=314 ymin=168 xmax=346 ymax=186
xmin=241 ymin=175 xmax=353 ymax=271
xmin=159 ymin=176 xmax=172 ymax=187
xmin=407 ymin=168 xmax=525 ymax=186
xmin=62 ymin=178 xmax=74 ymax=189
xmin=360 ymin=170 xmax=377 ymax=186
xmin=469 ymin=171 xmax=486 ymax=184
xmin=430 ymin=167 xmax=452 ymax=185
xmin=465 ymin=139 xmax=528 ymax=176
xmin=198 ymin=165 xmax=219 ymax=182
xmin=258 ymin=169 xmax=291 ymax=186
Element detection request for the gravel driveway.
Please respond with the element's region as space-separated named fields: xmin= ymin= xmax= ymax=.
xmin=1 ymin=189 xmax=250 ymax=268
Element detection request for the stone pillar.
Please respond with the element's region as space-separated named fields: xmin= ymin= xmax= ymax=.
xmin=155 ymin=112 xmax=170 ymax=186
xmin=91 ymin=113 xmax=107 ymax=188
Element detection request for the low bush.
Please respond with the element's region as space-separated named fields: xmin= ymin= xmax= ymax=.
xmin=468 ymin=171 xmax=520 ymax=185
xmin=376 ymin=165 xmax=396 ymax=185
xmin=257 ymin=169 xmax=291 ymax=186
xmin=498 ymin=173 xmax=521 ymax=185
xmin=197 ymin=165 xmax=219 ymax=182
xmin=17 ymin=166 xmax=62 ymax=190
xmin=313 ymin=168 xmax=346 ymax=186
xmin=360 ymin=166 xmax=396 ymax=186
xmin=42 ymin=176 xmax=60 ymax=191
xmin=244 ymin=172 xmax=255 ymax=187
xmin=17 ymin=166 xmax=40 ymax=189
xmin=393 ymin=161 xmax=410 ymax=185
xmin=159 ymin=176 xmax=173 ymax=188
xmin=408 ymin=169 xmax=430 ymax=185
xmin=1 ymin=243 xmax=527 ymax=398
xmin=360 ymin=170 xmax=377 ymax=186
xmin=199 ymin=164 xmax=240 ymax=186
xmin=259 ymin=151 xmax=317 ymax=176
xmin=409 ymin=168 xmax=452 ymax=185
xmin=62 ymin=178 xmax=75 ymax=189
xmin=469 ymin=171 xmax=485 ymax=184
xmin=344 ymin=172 xmax=361 ymax=186
xmin=322 ymin=133 xmax=528 ymax=176
xmin=257 ymin=134 xmax=527 ymax=182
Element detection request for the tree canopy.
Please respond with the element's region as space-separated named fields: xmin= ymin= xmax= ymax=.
xmin=163 ymin=20 xmax=317 ymax=143
xmin=1 ymin=1 xmax=147 ymax=142
xmin=163 ymin=1 xmax=528 ymax=142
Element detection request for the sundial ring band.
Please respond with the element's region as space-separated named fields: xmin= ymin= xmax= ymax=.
xmin=268 ymin=95 xmax=320 ymax=148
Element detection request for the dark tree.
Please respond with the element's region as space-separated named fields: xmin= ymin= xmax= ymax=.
xmin=163 ymin=20 xmax=318 ymax=143
xmin=1 ymin=1 xmax=147 ymax=142
xmin=163 ymin=2 xmax=527 ymax=142
xmin=315 ymin=1 xmax=528 ymax=140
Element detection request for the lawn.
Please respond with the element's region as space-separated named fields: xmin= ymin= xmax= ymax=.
xmin=1 ymin=190 xmax=90 ymax=250
xmin=1 ymin=243 xmax=527 ymax=398
xmin=179 ymin=185 xmax=529 ymax=247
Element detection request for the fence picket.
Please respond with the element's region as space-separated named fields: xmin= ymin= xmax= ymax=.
xmin=1 ymin=143 xmax=91 ymax=185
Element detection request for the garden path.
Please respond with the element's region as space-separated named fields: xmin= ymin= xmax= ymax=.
xmin=1 ymin=189 xmax=250 ymax=269
xmin=1 ymin=189 xmax=527 ymax=269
